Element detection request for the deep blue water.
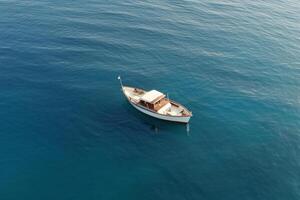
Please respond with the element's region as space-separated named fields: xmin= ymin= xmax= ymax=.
xmin=1 ymin=0 xmax=300 ymax=199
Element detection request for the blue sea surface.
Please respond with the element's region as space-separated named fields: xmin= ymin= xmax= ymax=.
xmin=1 ymin=0 xmax=300 ymax=199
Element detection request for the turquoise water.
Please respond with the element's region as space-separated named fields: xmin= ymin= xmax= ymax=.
xmin=1 ymin=0 xmax=300 ymax=199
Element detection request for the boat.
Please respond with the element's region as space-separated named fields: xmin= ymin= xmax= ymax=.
xmin=118 ymin=76 xmax=192 ymax=123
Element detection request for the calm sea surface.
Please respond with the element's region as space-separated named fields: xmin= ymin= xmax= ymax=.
xmin=1 ymin=0 xmax=300 ymax=199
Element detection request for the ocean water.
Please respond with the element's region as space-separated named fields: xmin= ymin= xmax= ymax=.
xmin=1 ymin=0 xmax=300 ymax=199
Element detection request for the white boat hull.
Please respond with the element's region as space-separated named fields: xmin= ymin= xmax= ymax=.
xmin=120 ymin=84 xmax=192 ymax=123
xmin=129 ymin=101 xmax=191 ymax=123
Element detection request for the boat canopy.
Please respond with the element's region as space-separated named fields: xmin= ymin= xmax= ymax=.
xmin=141 ymin=90 xmax=165 ymax=104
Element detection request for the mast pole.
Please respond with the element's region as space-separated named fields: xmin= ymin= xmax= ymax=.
xmin=117 ymin=75 xmax=123 ymax=89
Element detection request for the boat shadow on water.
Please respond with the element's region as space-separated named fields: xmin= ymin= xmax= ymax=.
xmin=124 ymin=102 xmax=191 ymax=135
